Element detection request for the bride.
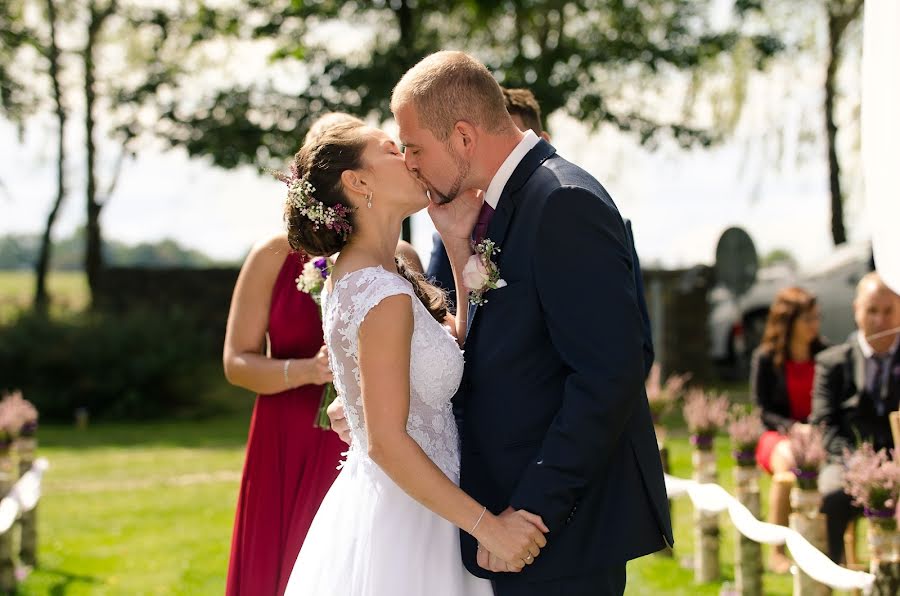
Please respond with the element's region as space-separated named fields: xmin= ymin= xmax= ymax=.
xmin=282 ymin=117 xmax=548 ymax=595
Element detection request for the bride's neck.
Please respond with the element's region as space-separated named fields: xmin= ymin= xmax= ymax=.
xmin=340 ymin=212 xmax=404 ymax=269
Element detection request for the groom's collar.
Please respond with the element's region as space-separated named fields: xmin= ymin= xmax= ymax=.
xmin=484 ymin=130 xmax=540 ymax=209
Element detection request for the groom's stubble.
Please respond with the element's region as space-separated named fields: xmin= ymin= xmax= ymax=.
xmin=431 ymin=148 xmax=471 ymax=205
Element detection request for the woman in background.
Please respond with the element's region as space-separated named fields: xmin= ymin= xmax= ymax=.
xmin=751 ymin=286 xmax=827 ymax=573
xmin=223 ymin=231 xmax=344 ymax=595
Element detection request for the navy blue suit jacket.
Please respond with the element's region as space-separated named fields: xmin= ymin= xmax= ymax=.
xmin=427 ymin=203 xmax=655 ymax=377
xmin=454 ymin=140 xmax=672 ymax=582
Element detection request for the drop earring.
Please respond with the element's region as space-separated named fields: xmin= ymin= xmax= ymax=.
xmin=366 ymin=192 xmax=373 ymax=209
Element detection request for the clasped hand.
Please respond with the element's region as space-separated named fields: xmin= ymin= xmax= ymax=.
xmin=473 ymin=507 xmax=549 ymax=573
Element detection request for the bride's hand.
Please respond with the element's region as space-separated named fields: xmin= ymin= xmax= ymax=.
xmin=427 ymin=188 xmax=483 ymax=249
xmin=472 ymin=507 xmax=548 ymax=572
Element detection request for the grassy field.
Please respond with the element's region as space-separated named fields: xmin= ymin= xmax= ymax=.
xmin=0 ymin=270 xmax=854 ymax=594
xmin=0 ymin=271 xmax=89 ymax=320
xmin=19 ymin=412 xmax=253 ymax=595
xmin=14 ymin=413 xmax=854 ymax=595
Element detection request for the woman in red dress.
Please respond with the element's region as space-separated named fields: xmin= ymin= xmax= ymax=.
xmin=223 ymin=234 xmax=345 ymax=595
xmin=751 ymin=286 xmax=827 ymax=573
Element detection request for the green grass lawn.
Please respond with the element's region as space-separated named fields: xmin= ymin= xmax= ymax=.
xmin=0 ymin=271 xmax=89 ymax=321
xmin=13 ymin=413 xmax=860 ymax=595
xmin=18 ymin=412 xmax=253 ymax=595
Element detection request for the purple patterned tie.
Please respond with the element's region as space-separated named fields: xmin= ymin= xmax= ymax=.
xmin=472 ymin=202 xmax=495 ymax=243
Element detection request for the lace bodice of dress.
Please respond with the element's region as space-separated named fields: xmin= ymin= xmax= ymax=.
xmin=322 ymin=266 xmax=464 ymax=480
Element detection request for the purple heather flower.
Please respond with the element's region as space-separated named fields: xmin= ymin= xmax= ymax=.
xmin=313 ymin=257 xmax=329 ymax=278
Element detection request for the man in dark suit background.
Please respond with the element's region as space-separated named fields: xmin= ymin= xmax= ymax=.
xmin=395 ymin=51 xmax=671 ymax=596
xmin=810 ymin=272 xmax=900 ymax=562
xmin=426 ymin=87 xmax=655 ymax=377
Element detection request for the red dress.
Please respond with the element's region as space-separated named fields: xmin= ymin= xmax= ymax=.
xmin=756 ymin=360 xmax=816 ymax=473
xmin=226 ymin=252 xmax=346 ymax=595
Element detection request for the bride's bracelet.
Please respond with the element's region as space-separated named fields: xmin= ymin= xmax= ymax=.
xmin=470 ymin=506 xmax=487 ymax=534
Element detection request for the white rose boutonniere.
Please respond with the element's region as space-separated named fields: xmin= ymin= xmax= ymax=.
xmin=465 ymin=238 xmax=506 ymax=306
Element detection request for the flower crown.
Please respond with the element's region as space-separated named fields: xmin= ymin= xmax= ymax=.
xmin=272 ymin=169 xmax=353 ymax=238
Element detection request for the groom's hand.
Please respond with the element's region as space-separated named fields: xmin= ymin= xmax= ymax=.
xmin=476 ymin=507 xmax=548 ymax=573
xmin=427 ymin=188 xmax=483 ymax=249
xmin=326 ymin=400 xmax=352 ymax=445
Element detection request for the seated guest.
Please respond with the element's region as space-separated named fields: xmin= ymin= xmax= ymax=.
xmin=425 ymin=87 xmax=654 ymax=375
xmin=811 ymin=272 xmax=900 ymax=563
xmin=751 ymin=287 xmax=827 ymax=573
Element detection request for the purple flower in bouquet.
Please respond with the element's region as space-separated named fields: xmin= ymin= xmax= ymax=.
xmin=683 ymin=388 xmax=730 ymax=440
xmin=728 ymin=407 xmax=764 ymax=453
xmin=294 ymin=258 xmax=337 ymax=429
xmin=842 ymin=443 xmax=900 ymax=517
xmin=645 ymin=364 xmax=691 ymax=421
xmin=313 ymin=257 xmax=329 ymax=279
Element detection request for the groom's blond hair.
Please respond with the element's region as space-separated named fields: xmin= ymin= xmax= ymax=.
xmin=391 ymin=51 xmax=513 ymax=141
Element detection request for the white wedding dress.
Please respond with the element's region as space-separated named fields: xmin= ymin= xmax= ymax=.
xmin=285 ymin=266 xmax=493 ymax=596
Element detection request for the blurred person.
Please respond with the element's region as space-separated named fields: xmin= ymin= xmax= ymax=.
xmin=223 ymin=232 xmax=345 ymax=595
xmin=810 ymin=272 xmax=900 ymax=563
xmin=750 ymin=287 xmax=828 ymax=573
xmin=425 ymin=86 xmax=654 ymax=376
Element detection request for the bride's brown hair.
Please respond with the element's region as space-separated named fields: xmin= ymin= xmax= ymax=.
xmin=285 ymin=119 xmax=449 ymax=323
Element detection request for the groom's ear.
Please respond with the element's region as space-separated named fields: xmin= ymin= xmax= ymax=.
xmin=451 ymin=120 xmax=477 ymax=155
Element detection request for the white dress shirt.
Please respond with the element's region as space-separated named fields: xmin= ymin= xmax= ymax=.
xmin=483 ymin=130 xmax=541 ymax=210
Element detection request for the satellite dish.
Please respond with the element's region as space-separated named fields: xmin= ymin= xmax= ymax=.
xmin=715 ymin=227 xmax=759 ymax=297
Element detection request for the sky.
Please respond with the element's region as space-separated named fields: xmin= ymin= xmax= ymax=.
xmin=0 ymin=5 xmax=872 ymax=272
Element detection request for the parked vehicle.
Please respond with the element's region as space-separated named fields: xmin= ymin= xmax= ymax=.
xmin=710 ymin=242 xmax=874 ymax=377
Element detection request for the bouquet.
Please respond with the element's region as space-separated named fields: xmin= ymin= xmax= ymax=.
xmin=645 ymin=364 xmax=690 ymax=422
xmin=728 ymin=406 xmax=764 ymax=466
xmin=842 ymin=443 xmax=900 ymax=522
xmin=683 ymin=388 xmax=730 ymax=450
xmin=0 ymin=390 xmax=38 ymax=446
xmin=787 ymin=424 xmax=827 ymax=490
xmin=296 ymin=257 xmax=338 ymax=429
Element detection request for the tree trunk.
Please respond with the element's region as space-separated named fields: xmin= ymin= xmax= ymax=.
xmin=83 ymin=2 xmax=114 ymax=303
xmin=824 ymin=12 xmax=846 ymax=247
xmin=33 ymin=0 xmax=66 ymax=313
xmin=823 ymin=0 xmax=864 ymax=247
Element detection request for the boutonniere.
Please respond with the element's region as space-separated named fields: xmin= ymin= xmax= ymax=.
xmin=463 ymin=238 xmax=506 ymax=306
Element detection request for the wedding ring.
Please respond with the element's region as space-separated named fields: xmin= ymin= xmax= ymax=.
xmin=525 ymin=554 xmax=533 ymax=561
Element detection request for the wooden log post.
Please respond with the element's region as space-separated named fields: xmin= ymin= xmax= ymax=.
xmin=788 ymin=487 xmax=831 ymax=596
xmin=692 ymin=437 xmax=720 ymax=583
xmin=733 ymin=460 xmax=762 ymax=596
xmin=865 ymin=514 xmax=900 ymax=596
xmin=16 ymin=425 xmax=37 ymax=569
xmin=0 ymin=439 xmax=16 ymax=594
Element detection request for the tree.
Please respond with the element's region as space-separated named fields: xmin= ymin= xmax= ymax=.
xmin=160 ymin=1 xmax=783 ymax=167
xmin=150 ymin=1 xmax=781 ymax=242
xmin=34 ymin=0 xmax=68 ymax=312
xmin=823 ymin=0 xmax=864 ymax=246
xmin=2 ymin=1 xmax=253 ymax=304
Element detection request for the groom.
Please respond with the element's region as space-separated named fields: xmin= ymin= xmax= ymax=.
xmin=392 ymin=51 xmax=672 ymax=595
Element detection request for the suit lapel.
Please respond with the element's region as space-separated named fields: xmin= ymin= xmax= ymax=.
xmin=465 ymin=140 xmax=557 ymax=342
